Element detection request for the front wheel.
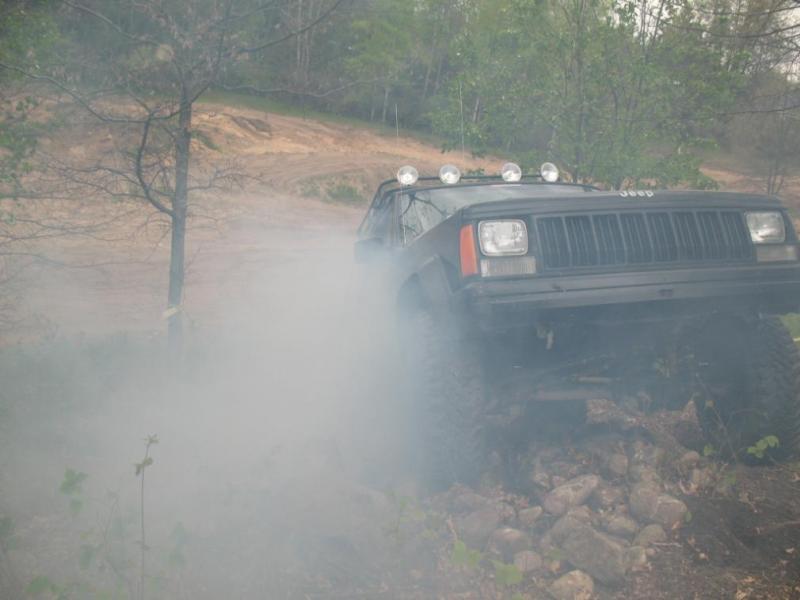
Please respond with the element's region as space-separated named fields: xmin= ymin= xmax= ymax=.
xmin=401 ymin=309 xmax=487 ymax=489
xmin=693 ymin=316 xmax=800 ymax=462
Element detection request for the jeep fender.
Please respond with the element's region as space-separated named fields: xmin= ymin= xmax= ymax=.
xmin=397 ymin=256 xmax=459 ymax=321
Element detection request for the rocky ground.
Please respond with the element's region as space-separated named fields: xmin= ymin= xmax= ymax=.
xmin=333 ymin=397 xmax=800 ymax=600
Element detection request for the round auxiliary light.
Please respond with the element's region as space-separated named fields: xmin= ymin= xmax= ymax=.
xmin=501 ymin=162 xmax=522 ymax=183
xmin=439 ymin=164 xmax=461 ymax=185
xmin=396 ymin=165 xmax=419 ymax=186
xmin=540 ymin=162 xmax=559 ymax=183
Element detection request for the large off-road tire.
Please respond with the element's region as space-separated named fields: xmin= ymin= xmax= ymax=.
xmin=402 ymin=309 xmax=487 ymax=489
xmin=694 ymin=316 xmax=800 ymax=462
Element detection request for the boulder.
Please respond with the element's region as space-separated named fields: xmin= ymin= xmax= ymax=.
xmin=679 ymin=450 xmax=701 ymax=469
xmin=550 ymin=570 xmax=595 ymax=600
xmin=550 ymin=516 xmax=628 ymax=584
xmin=544 ymin=475 xmax=601 ymax=516
xmin=591 ymin=483 xmax=626 ymax=509
xmin=513 ymin=549 xmax=542 ymax=573
xmin=517 ymin=506 xmax=543 ymax=529
xmin=457 ymin=506 xmax=502 ymax=546
xmin=652 ymin=495 xmax=688 ymax=529
xmin=489 ymin=527 xmax=531 ymax=559
xmin=625 ymin=545 xmax=648 ymax=571
xmin=629 ymin=484 xmax=687 ymax=529
xmin=634 ymin=524 xmax=667 ymax=547
xmin=607 ymin=453 xmax=629 ymax=478
xmin=605 ymin=514 xmax=638 ymax=538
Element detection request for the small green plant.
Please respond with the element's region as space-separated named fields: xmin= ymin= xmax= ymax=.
xmin=136 ymin=434 xmax=159 ymax=600
xmin=325 ymin=182 xmax=364 ymax=204
xmin=491 ymin=559 xmax=522 ymax=586
xmin=59 ymin=468 xmax=88 ymax=516
xmin=25 ymin=575 xmax=62 ymax=598
xmin=193 ymin=129 xmax=221 ymax=152
xmin=703 ymin=444 xmax=717 ymax=458
xmin=384 ymin=491 xmax=427 ymax=546
xmin=747 ymin=435 xmax=779 ymax=459
xmin=451 ymin=539 xmax=483 ymax=569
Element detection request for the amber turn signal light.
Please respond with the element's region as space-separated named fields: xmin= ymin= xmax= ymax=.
xmin=460 ymin=224 xmax=479 ymax=277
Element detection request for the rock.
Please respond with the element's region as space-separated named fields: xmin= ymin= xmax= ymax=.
xmin=544 ymin=475 xmax=601 ymax=516
xmin=550 ymin=518 xmax=628 ymax=584
xmin=628 ymin=464 xmax=661 ymax=483
xmin=631 ymin=441 xmax=665 ymax=468
xmin=591 ymin=483 xmax=625 ymax=509
xmin=565 ymin=506 xmax=593 ymax=522
xmin=652 ymin=495 xmax=688 ymax=529
xmin=489 ymin=527 xmax=531 ymax=559
xmin=607 ymin=453 xmax=629 ymax=478
xmin=629 ymin=485 xmax=688 ymax=529
xmin=605 ymin=515 xmax=638 ymax=538
xmin=690 ymin=468 xmax=712 ymax=489
xmin=550 ymin=570 xmax=595 ymax=600
xmin=635 ymin=524 xmax=667 ymax=547
xmin=549 ymin=512 xmax=590 ymax=542
xmin=458 ymin=506 xmax=502 ymax=546
xmin=450 ymin=489 xmax=490 ymax=512
xmin=625 ymin=545 xmax=648 ymax=571
xmin=518 ymin=506 xmax=543 ymax=528
xmin=513 ymin=549 xmax=542 ymax=573
xmin=629 ymin=483 xmax=660 ymax=520
xmin=679 ymin=450 xmax=701 ymax=469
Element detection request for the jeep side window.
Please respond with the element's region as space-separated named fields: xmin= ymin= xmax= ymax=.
xmin=399 ymin=193 xmax=449 ymax=244
xmin=363 ymin=195 xmax=395 ymax=244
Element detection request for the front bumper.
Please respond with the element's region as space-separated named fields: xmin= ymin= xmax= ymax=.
xmin=458 ymin=263 xmax=800 ymax=326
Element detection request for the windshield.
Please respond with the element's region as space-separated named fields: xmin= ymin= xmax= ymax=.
xmin=399 ymin=184 xmax=591 ymax=243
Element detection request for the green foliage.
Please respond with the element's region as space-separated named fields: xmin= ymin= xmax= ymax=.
xmin=59 ymin=468 xmax=88 ymax=496
xmin=451 ymin=539 xmax=483 ymax=569
xmin=326 ymin=183 xmax=365 ymax=204
xmin=25 ymin=575 xmax=60 ymax=597
xmin=60 ymin=468 xmax=88 ymax=515
xmin=747 ymin=435 xmax=780 ymax=459
xmin=491 ymin=559 xmax=522 ymax=587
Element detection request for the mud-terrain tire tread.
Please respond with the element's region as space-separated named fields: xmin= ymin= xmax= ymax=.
xmin=406 ymin=309 xmax=486 ymax=488
xmin=696 ymin=316 xmax=800 ymax=461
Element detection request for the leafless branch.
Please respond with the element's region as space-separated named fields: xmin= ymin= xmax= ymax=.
xmin=238 ymin=0 xmax=346 ymax=54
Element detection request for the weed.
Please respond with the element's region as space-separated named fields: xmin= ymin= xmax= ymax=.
xmin=747 ymin=435 xmax=779 ymax=459
xmin=135 ymin=434 xmax=159 ymax=600
xmin=385 ymin=491 xmax=427 ymax=546
xmin=0 ymin=516 xmax=17 ymax=552
xmin=59 ymin=468 xmax=88 ymax=516
xmin=326 ymin=183 xmax=364 ymax=204
xmin=451 ymin=539 xmax=483 ymax=569
xmin=491 ymin=559 xmax=522 ymax=586
xmin=193 ymin=129 xmax=221 ymax=152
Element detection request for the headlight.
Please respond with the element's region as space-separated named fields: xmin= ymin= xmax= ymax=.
xmin=478 ymin=220 xmax=528 ymax=256
xmin=746 ymin=212 xmax=785 ymax=243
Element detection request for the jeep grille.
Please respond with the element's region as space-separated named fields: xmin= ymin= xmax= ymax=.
xmin=535 ymin=210 xmax=753 ymax=270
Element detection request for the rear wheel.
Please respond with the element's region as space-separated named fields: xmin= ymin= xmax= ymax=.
xmin=693 ymin=316 xmax=800 ymax=462
xmin=402 ymin=309 xmax=487 ymax=489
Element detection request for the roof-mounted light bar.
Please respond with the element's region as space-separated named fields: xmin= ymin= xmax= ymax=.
xmin=396 ymin=165 xmax=419 ymax=186
xmin=540 ymin=162 xmax=559 ymax=182
xmin=439 ymin=164 xmax=461 ymax=184
xmin=501 ymin=162 xmax=522 ymax=183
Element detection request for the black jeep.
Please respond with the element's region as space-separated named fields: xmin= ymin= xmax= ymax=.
xmin=356 ymin=163 xmax=800 ymax=486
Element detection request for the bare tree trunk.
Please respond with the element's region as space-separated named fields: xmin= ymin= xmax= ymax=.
xmin=168 ymin=87 xmax=192 ymax=348
xmin=381 ymin=85 xmax=390 ymax=122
